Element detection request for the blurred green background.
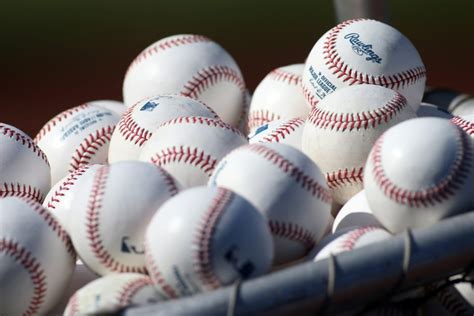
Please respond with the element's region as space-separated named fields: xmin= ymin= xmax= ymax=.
xmin=1 ymin=0 xmax=473 ymax=135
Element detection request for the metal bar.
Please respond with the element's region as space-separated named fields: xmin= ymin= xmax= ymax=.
xmin=124 ymin=211 xmax=474 ymax=316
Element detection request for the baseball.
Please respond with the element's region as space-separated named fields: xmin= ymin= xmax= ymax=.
xmin=313 ymin=226 xmax=391 ymax=261
xmin=248 ymin=64 xmax=308 ymax=132
xmin=364 ymin=117 xmax=474 ymax=233
xmin=332 ymin=190 xmax=384 ymax=233
xmin=248 ymin=117 xmax=305 ymax=150
xmin=0 ymin=197 xmax=75 ymax=315
xmin=123 ymin=34 xmax=247 ymax=127
xmin=302 ymin=18 xmax=426 ymax=110
xmin=139 ymin=116 xmax=247 ymax=188
xmin=302 ymin=84 xmax=416 ymax=205
xmin=108 ymin=94 xmax=219 ymax=163
xmin=209 ymin=143 xmax=332 ymax=265
xmin=69 ymin=161 xmax=181 ymax=276
xmin=451 ymin=114 xmax=474 ymax=139
xmin=145 ymin=186 xmax=273 ymax=299
xmin=34 ymin=103 xmax=121 ymax=186
xmin=0 ymin=123 xmax=50 ymax=202
xmin=64 ymin=273 xmax=161 ymax=315
xmin=416 ymin=102 xmax=453 ymax=119
xmin=89 ymin=100 xmax=127 ymax=116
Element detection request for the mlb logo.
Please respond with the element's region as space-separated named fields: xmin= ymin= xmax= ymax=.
xmin=140 ymin=100 xmax=159 ymax=112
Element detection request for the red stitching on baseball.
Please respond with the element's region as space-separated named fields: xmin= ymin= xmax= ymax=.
xmin=150 ymin=146 xmax=218 ymax=176
xmin=0 ymin=183 xmax=43 ymax=202
xmin=269 ymin=220 xmax=316 ymax=254
xmin=160 ymin=116 xmax=242 ymax=136
xmin=302 ymin=83 xmax=320 ymax=108
xmin=260 ymin=118 xmax=305 ymax=143
xmin=339 ymin=226 xmax=380 ymax=251
xmin=371 ymin=130 xmax=472 ymax=207
xmin=118 ymin=104 xmax=153 ymax=146
xmin=322 ymin=18 xmax=426 ymax=89
xmin=155 ymin=166 xmax=180 ymax=196
xmin=247 ymin=110 xmax=281 ymax=131
xmin=144 ymin=240 xmax=178 ymax=299
xmin=34 ymin=104 xmax=90 ymax=143
xmin=180 ymin=65 xmax=245 ymax=100
xmin=85 ymin=166 xmax=147 ymax=273
xmin=268 ymin=68 xmax=302 ymax=86
xmin=1 ymin=124 xmax=49 ymax=165
xmin=66 ymin=292 xmax=79 ymax=316
xmin=452 ymin=116 xmax=474 ymax=136
xmin=69 ymin=125 xmax=115 ymax=173
xmin=46 ymin=165 xmax=91 ymax=210
xmin=0 ymin=238 xmax=47 ymax=316
xmin=126 ymin=35 xmax=211 ymax=75
xmin=326 ymin=167 xmax=364 ymax=189
xmin=116 ymin=276 xmax=154 ymax=306
xmin=193 ymin=188 xmax=232 ymax=290
xmin=308 ymin=92 xmax=408 ymax=131
xmin=243 ymin=144 xmax=332 ymax=203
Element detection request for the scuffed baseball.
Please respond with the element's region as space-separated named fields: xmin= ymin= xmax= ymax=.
xmin=108 ymin=95 xmax=218 ymax=163
xmin=145 ymin=186 xmax=273 ymax=299
xmin=302 ymin=18 xmax=426 ymax=110
xmin=69 ymin=161 xmax=181 ymax=276
xmin=64 ymin=273 xmax=161 ymax=315
xmin=139 ymin=116 xmax=247 ymax=188
xmin=248 ymin=64 xmax=309 ymax=132
xmin=0 ymin=123 xmax=50 ymax=202
xmin=248 ymin=118 xmax=305 ymax=150
xmin=34 ymin=103 xmax=121 ymax=186
xmin=0 ymin=197 xmax=75 ymax=315
xmin=364 ymin=117 xmax=474 ymax=233
xmin=123 ymin=34 xmax=247 ymax=127
xmin=302 ymin=85 xmax=416 ymax=205
xmin=209 ymin=143 xmax=332 ymax=265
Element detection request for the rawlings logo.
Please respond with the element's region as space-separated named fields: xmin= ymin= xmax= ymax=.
xmin=344 ymin=33 xmax=382 ymax=64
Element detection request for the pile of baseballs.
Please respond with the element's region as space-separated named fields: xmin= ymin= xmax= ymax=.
xmin=1 ymin=18 xmax=474 ymax=315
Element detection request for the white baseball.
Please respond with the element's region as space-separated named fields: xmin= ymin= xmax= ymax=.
xmin=69 ymin=161 xmax=181 ymax=276
xmin=0 ymin=197 xmax=75 ymax=315
xmin=248 ymin=64 xmax=309 ymax=132
xmin=416 ymin=102 xmax=453 ymax=119
xmin=0 ymin=123 xmax=50 ymax=202
xmin=108 ymin=94 xmax=218 ymax=163
xmin=332 ymin=190 xmax=384 ymax=233
xmin=364 ymin=117 xmax=474 ymax=233
xmin=302 ymin=18 xmax=426 ymax=110
xmin=34 ymin=103 xmax=121 ymax=186
xmin=123 ymin=34 xmax=247 ymax=127
xmin=139 ymin=116 xmax=247 ymax=188
xmin=314 ymin=226 xmax=391 ymax=261
xmin=248 ymin=118 xmax=305 ymax=150
xmin=43 ymin=164 xmax=103 ymax=232
xmin=451 ymin=114 xmax=474 ymax=139
xmin=90 ymin=99 xmax=127 ymax=116
xmin=64 ymin=273 xmax=161 ymax=315
xmin=209 ymin=143 xmax=332 ymax=265
xmin=451 ymin=98 xmax=474 ymax=116
xmin=145 ymin=186 xmax=273 ymax=299
xmin=302 ymin=85 xmax=416 ymax=205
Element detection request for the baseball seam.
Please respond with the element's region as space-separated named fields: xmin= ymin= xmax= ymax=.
xmin=307 ymin=92 xmax=408 ymax=131
xmin=0 ymin=238 xmax=47 ymax=316
xmin=116 ymin=277 xmax=154 ymax=307
xmin=268 ymin=68 xmax=302 ymax=86
xmin=339 ymin=226 xmax=380 ymax=251
xmin=245 ymin=144 xmax=332 ymax=203
xmin=451 ymin=116 xmax=474 ymax=136
xmin=302 ymin=84 xmax=319 ymax=108
xmin=322 ymin=18 xmax=426 ymax=89
xmin=66 ymin=292 xmax=79 ymax=316
xmin=248 ymin=110 xmax=281 ymax=131
xmin=1 ymin=124 xmax=49 ymax=165
xmin=150 ymin=146 xmax=218 ymax=176
xmin=269 ymin=220 xmax=317 ymax=254
xmin=193 ymin=188 xmax=232 ymax=290
xmin=126 ymin=35 xmax=211 ymax=74
xmin=34 ymin=104 xmax=90 ymax=143
xmin=85 ymin=166 xmax=147 ymax=273
xmin=371 ymin=130 xmax=472 ymax=207
xmin=260 ymin=118 xmax=305 ymax=143
xmin=180 ymin=65 xmax=245 ymax=99
xmin=155 ymin=167 xmax=180 ymax=197
xmin=326 ymin=167 xmax=364 ymax=189
xmin=46 ymin=165 xmax=91 ymax=210
xmin=160 ymin=116 xmax=242 ymax=135
xmin=145 ymin=240 xmax=179 ymax=299
xmin=69 ymin=125 xmax=115 ymax=173
xmin=118 ymin=104 xmax=152 ymax=146
xmin=0 ymin=183 xmax=44 ymax=203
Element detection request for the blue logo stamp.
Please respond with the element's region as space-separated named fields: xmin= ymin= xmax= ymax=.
xmin=344 ymin=33 xmax=382 ymax=64
xmin=140 ymin=101 xmax=158 ymax=112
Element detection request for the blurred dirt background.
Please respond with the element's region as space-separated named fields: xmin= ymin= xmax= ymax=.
xmin=1 ymin=0 xmax=472 ymax=136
